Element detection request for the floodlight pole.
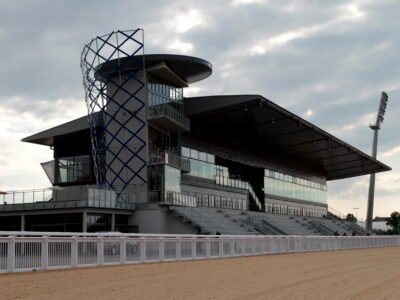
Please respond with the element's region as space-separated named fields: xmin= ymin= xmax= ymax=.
xmin=366 ymin=92 xmax=388 ymax=233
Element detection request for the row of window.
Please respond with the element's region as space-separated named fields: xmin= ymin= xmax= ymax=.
xmin=182 ymin=147 xmax=217 ymax=180
xmin=265 ymin=169 xmax=327 ymax=191
xmin=264 ymin=177 xmax=327 ymax=204
xmin=148 ymin=77 xmax=183 ymax=102
xmin=187 ymin=158 xmax=216 ymax=180
xmin=57 ymin=155 xmax=92 ymax=184
xmin=181 ymin=146 xmax=215 ymax=164
xmin=187 ymin=192 xmax=247 ymax=211
xmin=265 ymin=203 xmax=326 ymax=218
xmin=165 ymin=191 xmax=248 ymax=210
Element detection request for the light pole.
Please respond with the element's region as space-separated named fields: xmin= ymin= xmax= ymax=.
xmin=366 ymin=91 xmax=388 ymax=233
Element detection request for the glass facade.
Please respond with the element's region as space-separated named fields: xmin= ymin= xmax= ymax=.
xmin=148 ymin=76 xmax=183 ymax=106
xmin=57 ymin=155 xmax=91 ymax=184
xmin=264 ymin=169 xmax=327 ymax=205
xmin=181 ymin=146 xmax=216 ymax=180
xmin=164 ymin=165 xmax=181 ymax=193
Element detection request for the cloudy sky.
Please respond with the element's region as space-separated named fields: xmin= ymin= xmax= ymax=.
xmin=0 ymin=0 xmax=399 ymax=219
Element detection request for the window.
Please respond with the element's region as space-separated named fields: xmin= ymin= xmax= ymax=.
xmin=190 ymin=149 xmax=199 ymax=160
xmin=199 ymin=152 xmax=207 ymax=162
xmin=181 ymin=147 xmax=190 ymax=158
xmin=164 ymin=166 xmax=181 ymax=193
xmin=207 ymin=153 xmax=215 ymax=164
xmin=57 ymin=155 xmax=91 ymax=184
xmin=264 ymin=168 xmax=327 ymax=204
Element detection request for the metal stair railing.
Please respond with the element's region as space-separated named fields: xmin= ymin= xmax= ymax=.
xmin=310 ymin=220 xmax=334 ymax=235
xmin=215 ymin=176 xmax=262 ymax=211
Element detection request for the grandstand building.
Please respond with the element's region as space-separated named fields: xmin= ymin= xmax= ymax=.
xmin=0 ymin=51 xmax=390 ymax=235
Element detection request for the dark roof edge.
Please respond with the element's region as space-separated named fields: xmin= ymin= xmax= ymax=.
xmin=185 ymin=94 xmax=391 ymax=175
xmin=22 ymin=115 xmax=91 ymax=146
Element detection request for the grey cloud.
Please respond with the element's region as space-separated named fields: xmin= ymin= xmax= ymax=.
xmin=0 ymin=0 xmax=399 ymax=217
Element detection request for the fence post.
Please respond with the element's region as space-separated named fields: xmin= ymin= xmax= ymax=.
xmin=41 ymin=236 xmax=48 ymax=270
xmin=159 ymin=238 xmax=164 ymax=262
xmin=120 ymin=237 xmax=126 ymax=265
xmin=191 ymin=237 xmax=196 ymax=259
xmin=97 ymin=237 xmax=104 ymax=265
xmin=206 ymin=238 xmax=211 ymax=258
xmin=71 ymin=237 xmax=78 ymax=267
xmin=7 ymin=236 xmax=15 ymax=273
xmin=219 ymin=237 xmax=223 ymax=257
xmin=140 ymin=237 xmax=145 ymax=263
xmin=176 ymin=237 xmax=181 ymax=260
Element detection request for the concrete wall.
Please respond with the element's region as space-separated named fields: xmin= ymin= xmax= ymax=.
xmin=105 ymin=71 xmax=148 ymax=200
xmin=130 ymin=207 xmax=196 ymax=234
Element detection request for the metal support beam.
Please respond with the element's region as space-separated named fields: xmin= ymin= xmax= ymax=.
xmin=111 ymin=213 xmax=116 ymax=232
xmin=82 ymin=211 xmax=87 ymax=233
xmin=366 ymin=127 xmax=379 ymax=232
xmin=20 ymin=215 xmax=25 ymax=231
xmin=366 ymin=91 xmax=388 ymax=233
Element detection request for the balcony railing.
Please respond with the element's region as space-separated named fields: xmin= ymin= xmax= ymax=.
xmin=215 ymin=176 xmax=262 ymax=211
xmin=0 ymin=187 xmax=139 ymax=211
xmin=164 ymin=191 xmax=248 ymax=211
xmin=165 ymin=191 xmax=197 ymax=207
xmin=149 ymin=151 xmax=190 ymax=172
xmin=147 ymin=90 xmax=190 ymax=132
xmin=147 ymin=101 xmax=190 ymax=132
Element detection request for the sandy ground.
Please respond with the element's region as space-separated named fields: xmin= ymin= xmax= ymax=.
xmin=0 ymin=247 xmax=399 ymax=300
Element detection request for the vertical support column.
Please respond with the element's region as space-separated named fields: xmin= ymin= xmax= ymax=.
xmin=111 ymin=213 xmax=116 ymax=232
xmin=82 ymin=211 xmax=87 ymax=233
xmin=366 ymin=128 xmax=378 ymax=232
xmin=20 ymin=215 xmax=25 ymax=231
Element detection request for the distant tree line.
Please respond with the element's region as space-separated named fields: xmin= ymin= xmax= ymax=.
xmin=373 ymin=211 xmax=400 ymax=235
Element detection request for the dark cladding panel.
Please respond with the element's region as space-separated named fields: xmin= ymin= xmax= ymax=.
xmin=53 ymin=130 xmax=92 ymax=158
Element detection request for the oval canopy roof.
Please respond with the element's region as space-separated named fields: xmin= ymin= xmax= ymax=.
xmin=96 ymin=54 xmax=212 ymax=86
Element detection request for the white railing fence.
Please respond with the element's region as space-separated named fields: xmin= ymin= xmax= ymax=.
xmin=0 ymin=232 xmax=399 ymax=273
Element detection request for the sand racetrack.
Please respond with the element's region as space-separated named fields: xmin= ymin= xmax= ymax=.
xmin=0 ymin=247 xmax=399 ymax=300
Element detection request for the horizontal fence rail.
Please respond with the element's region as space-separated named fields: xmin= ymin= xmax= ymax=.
xmin=0 ymin=232 xmax=399 ymax=273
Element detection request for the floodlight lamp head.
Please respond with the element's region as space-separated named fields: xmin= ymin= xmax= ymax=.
xmin=374 ymin=91 xmax=388 ymax=127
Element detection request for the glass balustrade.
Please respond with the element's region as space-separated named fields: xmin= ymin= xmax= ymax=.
xmin=264 ymin=169 xmax=327 ymax=205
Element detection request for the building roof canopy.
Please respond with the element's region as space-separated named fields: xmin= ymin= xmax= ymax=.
xmin=184 ymin=95 xmax=391 ymax=180
xmin=23 ymin=94 xmax=391 ymax=180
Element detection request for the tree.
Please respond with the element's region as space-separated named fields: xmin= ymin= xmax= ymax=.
xmin=386 ymin=211 xmax=400 ymax=235
xmin=346 ymin=213 xmax=357 ymax=222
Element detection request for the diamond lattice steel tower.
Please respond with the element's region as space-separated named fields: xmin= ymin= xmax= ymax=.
xmin=81 ymin=29 xmax=148 ymax=200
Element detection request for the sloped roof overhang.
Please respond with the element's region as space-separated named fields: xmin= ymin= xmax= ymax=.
xmin=184 ymin=95 xmax=391 ymax=180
